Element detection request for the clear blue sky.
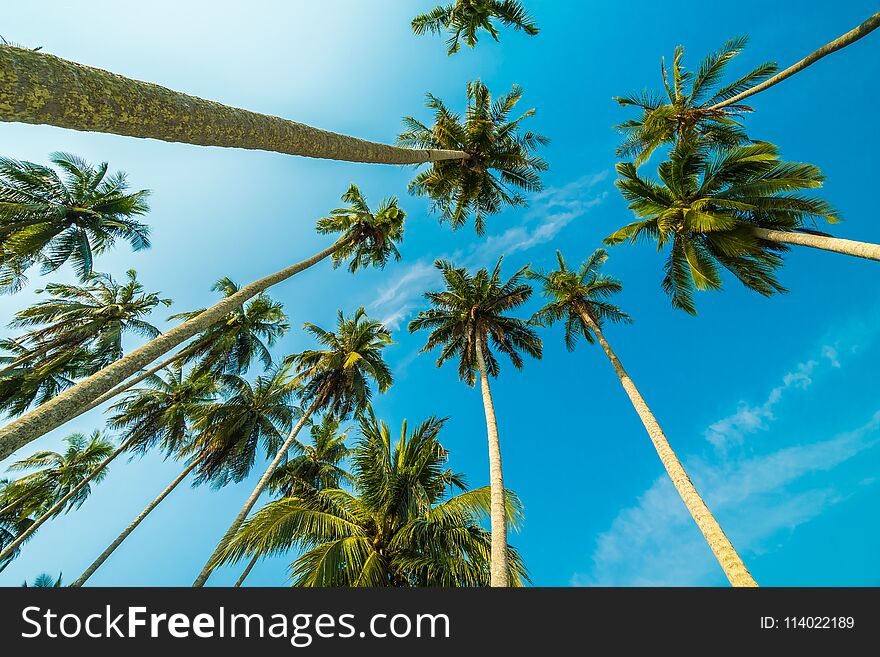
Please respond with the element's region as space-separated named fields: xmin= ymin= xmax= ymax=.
xmin=2 ymin=0 xmax=879 ymax=586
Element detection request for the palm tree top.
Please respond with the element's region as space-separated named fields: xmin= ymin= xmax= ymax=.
xmin=409 ymin=257 xmax=542 ymax=385
xmin=287 ymin=307 xmax=393 ymax=420
xmin=529 ymin=249 xmax=632 ymax=350
xmin=399 ymin=80 xmax=548 ymax=234
xmin=315 ymin=184 xmax=406 ymax=273
xmin=412 ymin=1 xmax=539 ymax=55
xmin=614 ymin=36 xmax=778 ymax=165
xmin=605 ymin=135 xmax=838 ymax=313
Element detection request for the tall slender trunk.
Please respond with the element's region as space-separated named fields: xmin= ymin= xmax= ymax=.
xmin=710 ymin=11 xmax=880 ymax=110
xmin=0 ymin=46 xmax=470 ymax=165
xmin=751 ymin=227 xmax=880 ymax=262
xmin=233 ymin=555 xmax=259 ymax=588
xmin=192 ymin=397 xmax=322 ymax=587
xmin=0 ymin=240 xmax=345 ymax=462
xmin=474 ymin=339 xmax=508 ymax=588
xmin=70 ymin=458 xmax=200 ymax=587
xmin=0 ymin=436 xmax=134 ymax=563
xmin=577 ymin=307 xmax=757 ymax=587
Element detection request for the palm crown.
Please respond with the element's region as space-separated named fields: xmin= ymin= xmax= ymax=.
xmin=412 ymin=0 xmax=539 ymax=56
xmin=218 ymin=413 xmax=528 ymax=586
xmin=605 ymin=135 xmax=838 ymax=314
xmin=287 ymin=308 xmax=393 ymax=420
xmin=409 ymin=258 xmax=542 ymax=384
xmin=399 ymin=81 xmax=548 ymax=234
xmin=614 ymin=37 xmax=777 ymax=165
xmin=0 ymin=340 xmax=92 ymax=416
xmin=268 ymin=415 xmax=354 ymax=496
xmin=0 ymin=152 xmax=151 ymax=293
xmin=528 ymin=249 xmax=632 ymax=349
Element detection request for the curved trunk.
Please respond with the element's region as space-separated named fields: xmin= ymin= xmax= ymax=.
xmin=751 ymin=227 xmax=880 ymax=262
xmin=578 ymin=307 xmax=757 ymax=587
xmin=0 ymin=240 xmax=345 ymax=461
xmin=474 ymin=339 xmax=509 ymax=588
xmin=70 ymin=458 xmax=200 ymax=587
xmin=0 ymin=436 xmax=134 ymax=564
xmin=192 ymin=397 xmax=322 ymax=587
xmin=710 ymin=11 xmax=880 ymax=110
xmin=233 ymin=555 xmax=259 ymax=588
xmin=0 ymin=46 xmax=469 ymax=165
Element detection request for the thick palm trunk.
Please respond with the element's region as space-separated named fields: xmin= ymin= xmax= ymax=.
xmin=0 ymin=241 xmax=345 ymax=462
xmin=0 ymin=436 xmax=134 ymax=563
xmin=0 ymin=46 xmax=469 ymax=165
xmin=710 ymin=11 xmax=880 ymax=110
xmin=578 ymin=308 xmax=757 ymax=587
xmin=474 ymin=339 xmax=508 ymax=588
xmin=192 ymin=397 xmax=322 ymax=587
xmin=751 ymin=227 xmax=880 ymax=262
xmin=233 ymin=555 xmax=259 ymax=588
xmin=70 ymin=458 xmax=200 ymax=587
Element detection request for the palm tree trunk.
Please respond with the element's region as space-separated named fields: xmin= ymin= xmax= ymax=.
xmin=233 ymin=555 xmax=259 ymax=588
xmin=0 ymin=436 xmax=134 ymax=564
xmin=0 ymin=240 xmax=346 ymax=462
xmin=751 ymin=227 xmax=880 ymax=262
xmin=577 ymin=307 xmax=757 ymax=587
xmin=710 ymin=11 xmax=880 ymax=110
xmin=70 ymin=458 xmax=200 ymax=587
xmin=0 ymin=46 xmax=470 ymax=165
xmin=192 ymin=396 xmax=322 ymax=587
xmin=474 ymin=339 xmax=509 ymax=588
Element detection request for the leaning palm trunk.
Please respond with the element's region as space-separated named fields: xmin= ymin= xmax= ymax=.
xmin=577 ymin=307 xmax=757 ymax=587
xmin=0 ymin=436 xmax=135 ymax=564
xmin=70 ymin=458 xmax=201 ymax=587
xmin=474 ymin=339 xmax=509 ymax=588
xmin=0 ymin=241 xmax=346 ymax=461
xmin=751 ymin=227 xmax=880 ymax=262
xmin=192 ymin=397 xmax=323 ymax=587
xmin=710 ymin=11 xmax=880 ymax=110
xmin=0 ymin=46 xmax=469 ymax=165
xmin=233 ymin=555 xmax=260 ymax=588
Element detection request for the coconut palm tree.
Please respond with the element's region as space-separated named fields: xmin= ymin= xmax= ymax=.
xmin=21 ymin=572 xmax=62 ymax=587
xmin=0 ymin=269 xmax=170 ymax=378
xmin=398 ymin=81 xmax=548 ymax=234
xmin=409 ymin=258 xmax=541 ymax=586
xmin=528 ymin=249 xmax=757 ymax=587
xmin=216 ymin=413 xmax=529 ymax=587
xmin=614 ymin=36 xmax=777 ymax=165
xmin=192 ymin=307 xmax=393 ymax=586
xmin=0 ymin=431 xmax=115 ymax=566
xmin=0 ymin=47 xmax=469 ymax=165
xmin=606 ymin=136 xmax=878 ymax=314
xmin=0 ymin=184 xmax=405 ymax=462
xmin=0 ymin=153 xmax=150 ymax=293
xmin=412 ymin=0 xmax=539 ymax=55
xmin=0 ymin=341 xmax=91 ymax=416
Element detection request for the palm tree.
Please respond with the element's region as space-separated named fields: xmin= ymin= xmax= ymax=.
xmin=0 ymin=269 xmax=170 ymax=377
xmin=409 ymin=258 xmax=541 ymax=586
xmin=192 ymin=307 xmax=393 ymax=586
xmin=614 ymin=36 xmax=777 ymax=165
xmin=412 ymin=1 xmax=539 ymax=55
xmin=399 ymin=81 xmax=548 ymax=234
xmin=0 ymin=341 xmax=91 ymax=416
xmin=606 ymin=136 xmax=879 ymax=314
xmin=0 ymin=47 xmax=469 ymax=165
xmin=21 ymin=572 xmax=62 ymax=587
xmin=0 ymin=431 xmax=115 ymax=566
xmin=0 ymin=184 xmax=406 ymax=462
xmin=528 ymin=249 xmax=757 ymax=587
xmin=0 ymin=153 xmax=150 ymax=293
xmin=216 ymin=413 xmax=529 ymax=586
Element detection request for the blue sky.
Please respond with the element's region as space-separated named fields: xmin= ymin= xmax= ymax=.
xmin=1 ymin=0 xmax=879 ymax=586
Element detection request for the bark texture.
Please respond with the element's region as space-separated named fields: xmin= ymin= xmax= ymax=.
xmin=474 ymin=339 xmax=509 ymax=588
xmin=0 ymin=46 xmax=469 ymax=164
xmin=752 ymin=227 xmax=880 ymax=262
xmin=0 ymin=241 xmax=344 ymax=461
xmin=578 ymin=307 xmax=757 ymax=587
xmin=70 ymin=459 xmax=199 ymax=587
